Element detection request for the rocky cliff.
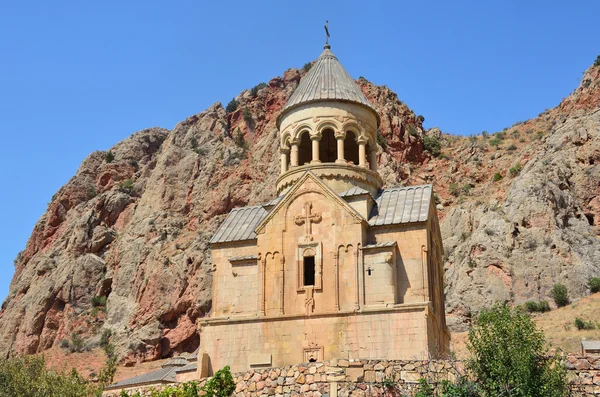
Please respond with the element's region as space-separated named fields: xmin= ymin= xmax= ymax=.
xmin=1 ymin=60 xmax=599 ymax=363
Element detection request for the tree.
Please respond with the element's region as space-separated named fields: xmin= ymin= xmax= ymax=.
xmin=225 ymin=98 xmax=238 ymax=113
xmin=0 ymin=356 xmax=91 ymax=397
xmin=550 ymin=283 xmax=569 ymax=307
xmin=467 ymin=304 xmax=568 ymax=397
xmin=105 ymin=151 xmax=115 ymax=163
xmin=202 ymin=365 xmax=235 ymax=397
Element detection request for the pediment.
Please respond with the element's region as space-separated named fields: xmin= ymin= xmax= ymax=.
xmin=255 ymin=171 xmax=366 ymax=235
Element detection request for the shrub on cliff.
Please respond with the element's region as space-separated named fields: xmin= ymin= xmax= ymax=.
xmin=524 ymin=300 xmax=550 ymax=313
xmin=225 ymin=98 xmax=238 ymax=113
xmin=105 ymin=150 xmax=115 ymax=163
xmin=250 ymin=82 xmax=267 ymax=97
xmin=574 ymin=317 xmax=595 ymax=330
xmin=467 ymin=303 xmax=568 ymax=397
xmin=423 ymin=136 xmax=441 ymax=157
xmin=550 ymin=283 xmax=569 ymax=307
xmin=588 ymin=277 xmax=600 ymax=293
xmin=594 ymin=55 xmax=600 ymax=67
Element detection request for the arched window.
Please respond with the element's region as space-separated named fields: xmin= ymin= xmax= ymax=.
xmin=318 ymin=129 xmax=336 ymax=163
xmin=283 ymin=138 xmax=291 ymax=169
xmin=298 ymin=131 xmax=311 ymax=166
xmin=344 ymin=131 xmax=359 ymax=165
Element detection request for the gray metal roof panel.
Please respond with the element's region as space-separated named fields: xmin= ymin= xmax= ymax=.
xmin=106 ymin=367 xmax=177 ymax=389
xmin=582 ymin=340 xmax=600 ymax=350
xmin=368 ymin=185 xmax=432 ymax=226
xmin=175 ymin=363 xmax=198 ymax=373
xmin=210 ymin=205 xmax=269 ymax=244
xmin=281 ymin=47 xmax=376 ymax=115
xmin=228 ymin=254 xmax=258 ymax=262
xmin=339 ymin=186 xmax=370 ymax=198
xmin=162 ymin=357 xmax=189 ymax=368
xmin=363 ymin=241 xmax=397 ymax=249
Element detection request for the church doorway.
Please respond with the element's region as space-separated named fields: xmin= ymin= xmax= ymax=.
xmin=318 ymin=129 xmax=336 ymax=163
xmin=344 ymin=131 xmax=359 ymax=165
xmin=298 ymin=131 xmax=311 ymax=166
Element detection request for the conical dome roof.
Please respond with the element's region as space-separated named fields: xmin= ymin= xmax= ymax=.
xmin=279 ymin=46 xmax=378 ymax=121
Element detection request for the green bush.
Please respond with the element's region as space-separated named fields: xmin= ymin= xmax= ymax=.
xmin=440 ymin=379 xmax=480 ymax=397
xmin=100 ymin=329 xmax=112 ymax=348
xmin=467 ymin=303 xmax=568 ymax=397
xmin=302 ymin=62 xmax=312 ymax=72
xmin=243 ymin=106 xmax=253 ymax=124
xmin=588 ymin=277 xmax=600 ymax=293
xmin=234 ymin=128 xmax=248 ymax=150
xmin=250 ymin=82 xmax=267 ymax=97
xmin=225 ymin=98 xmax=238 ymax=113
xmin=87 ymin=185 xmax=97 ymax=199
xmin=105 ymin=150 xmax=115 ymax=163
xmin=509 ymin=162 xmax=522 ymax=177
xmin=377 ymin=129 xmax=387 ymax=148
xmin=91 ymin=295 xmax=106 ymax=307
xmin=202 ymin=365 xmax=235 ymax=397
xmin=118 ymin=179 xmax=135 ymax=195
xmin=492 ymin=173 xmax=503 ymax=182
xmin=594 ymin=55 xmax=600 ymax=67
xmin=449 ymin=183 xmax=460 ymax=197
xmin=69 ymin=333 xmax=85 ymax=353
xmin=0 ymin=356 xmax=91 ymax=396
xmin=524 ymin=300 xmax=550 ymax=313
xmin=408 ymin=124 xmax=418 ymax=137
xmin=574 ymin=317 xmax=595 ymax=330
xmin=59 ymin=339 xmax=69 ymax=349
xmin=415 ymin=378 xmax=434 ymax=397
xmin=423 ymin=136 xmax=441 ymax=157
xmin=489 ymin=137 xmax=502 ymax=148
xmin=550 ymin=283 xmax=569 ymax=307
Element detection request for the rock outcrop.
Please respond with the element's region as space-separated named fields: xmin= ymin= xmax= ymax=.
xmin=1 ymin=60 xmax=599 ymax=362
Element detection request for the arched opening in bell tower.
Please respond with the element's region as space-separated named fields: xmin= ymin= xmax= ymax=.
xmin=344 ymin=131 xmax=360 ymax=165
xmin=318 ymin=129 xmax=336 ymax=163
xmin=298 ymin=131 xmax=312 ymax=166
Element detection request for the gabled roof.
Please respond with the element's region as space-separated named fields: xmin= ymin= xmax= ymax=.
xmin=255 ymin=171 xmax=366 ymax=235
xmin=339 ymin=186 xmax=372 ymax=199
xmin=209 ymin=205 xmax=269 ymax=244
xmin=369 ymin=185 xmax=432 ymax=226
xmin=279 ymin=46 xmax=377 ymax=122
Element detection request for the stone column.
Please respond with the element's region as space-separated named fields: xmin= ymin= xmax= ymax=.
xmin=369 ymin=147 xmax=377 ymax=172
xmin=290 ymin=140 xmax=299 ymax=167
xmin=357 ymin=137 xmax=367 ymax=168
xmin=335 ymin=131 xmax=345 ymax=164
xmin=280 ymin=147 xmax=289 ymax=174
xmin=260 ymin=257 xmax=266 ymax=316
xmin=310 ymin=133 xmax=321 ymax=164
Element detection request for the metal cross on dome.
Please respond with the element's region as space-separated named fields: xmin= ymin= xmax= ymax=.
xmin=324 ymin=20 xmax=330 ymax=45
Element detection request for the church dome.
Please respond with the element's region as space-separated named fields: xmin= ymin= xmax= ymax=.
xmin=278 ymin=45 xmax=379 ymax=126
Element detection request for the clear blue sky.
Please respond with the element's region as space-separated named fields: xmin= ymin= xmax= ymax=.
xmin=0 ymin=1 xmax=598 ymax=302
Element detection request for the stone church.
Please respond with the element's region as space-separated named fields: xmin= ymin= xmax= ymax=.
xmin=198 ymin=44 xmax=449 ymax=373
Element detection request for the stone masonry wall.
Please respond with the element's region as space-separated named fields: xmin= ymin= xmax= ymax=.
xmin=107 ymin=356 xmax=600 ymax=396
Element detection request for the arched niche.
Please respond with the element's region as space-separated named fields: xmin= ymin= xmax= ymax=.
xmin=318 ymin=129 xmax=336 ymax=163
xmin=298 ymin=131 xmax=311 ymax=166
xmin=344 ymin=131 xmax=360 ymax=165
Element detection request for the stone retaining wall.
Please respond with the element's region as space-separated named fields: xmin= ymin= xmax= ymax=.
xmin=106 ymin=356 xmax=600 ymax=396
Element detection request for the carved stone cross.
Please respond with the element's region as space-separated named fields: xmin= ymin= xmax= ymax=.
xmin=294 ymin=202 xmax=321 ymax=240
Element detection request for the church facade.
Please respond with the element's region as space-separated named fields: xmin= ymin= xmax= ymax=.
xmin=198 ymin=44 xmax=449 ymax=373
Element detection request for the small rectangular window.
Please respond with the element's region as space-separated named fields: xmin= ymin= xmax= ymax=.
xmin=303 ymin=256 xmax=315 ymax=286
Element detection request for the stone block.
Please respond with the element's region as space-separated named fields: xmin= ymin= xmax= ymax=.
xmin=363 ymin=370 xmax=376 ymax=382
xmin=401 ymin=370 xmax=420 ymax=383
xmin=346 ymin=367 xmax=364 ymax=382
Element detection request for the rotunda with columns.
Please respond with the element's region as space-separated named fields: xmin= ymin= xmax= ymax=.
xmin=276 ymin=44 xmax=383 ymax=197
